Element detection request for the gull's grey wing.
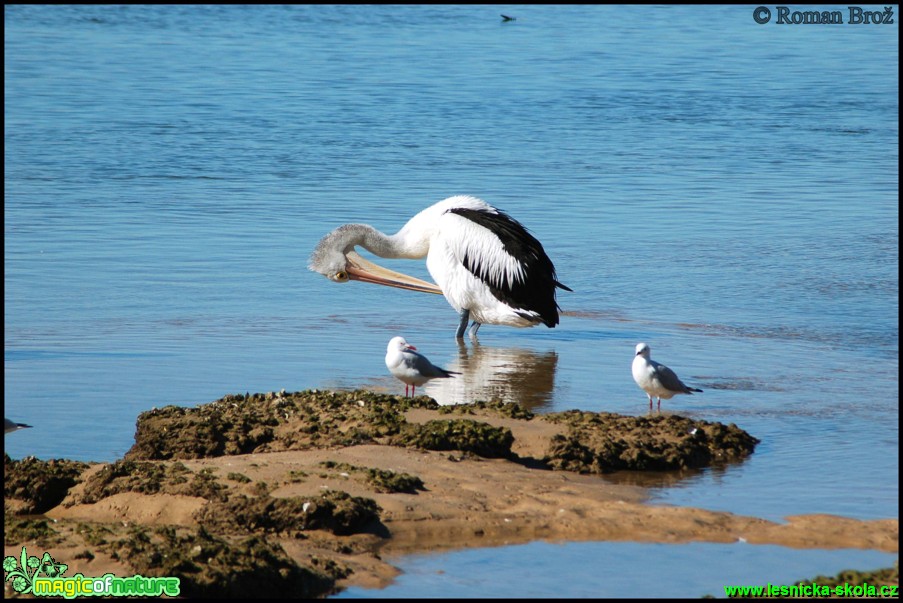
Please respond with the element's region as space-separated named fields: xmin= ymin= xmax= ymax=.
xmin=651 ymin=360 xmax=693 ymax=394
xmin=409 ymin=351 xmax=459 ymax=379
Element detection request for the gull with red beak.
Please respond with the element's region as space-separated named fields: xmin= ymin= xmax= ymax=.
xmin=632 ymin=342 xmax=703 ymax=411
xmin=385 ymin=336 xmax=460 ymax=397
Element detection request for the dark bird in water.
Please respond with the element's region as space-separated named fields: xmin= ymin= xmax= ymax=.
xmin=501 ymin=14 xmax=516 ymax=22
xmin=5 ymin=418 xmax=33 ymax=434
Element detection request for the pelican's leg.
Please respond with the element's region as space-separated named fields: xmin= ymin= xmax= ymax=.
xmin=657 ymin=397 xmax=662 ymax=411
xmin=455 ymin=309 xmax=471 ymax=339
xmin=468 ymin=321 xmax=482 ymax=340
xmin=648 ymin=395 xmax=654 ymax=411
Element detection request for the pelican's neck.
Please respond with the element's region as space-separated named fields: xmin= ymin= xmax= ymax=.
xmin=331 ymin=223 xmax=428 ymax=259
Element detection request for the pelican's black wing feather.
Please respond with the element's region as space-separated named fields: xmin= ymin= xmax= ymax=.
xmin=447 ymin=206 xmax=570 ymax=327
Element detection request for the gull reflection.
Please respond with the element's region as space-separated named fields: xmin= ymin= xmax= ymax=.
xmin=422 ymin=341 xmax=559 ymax=411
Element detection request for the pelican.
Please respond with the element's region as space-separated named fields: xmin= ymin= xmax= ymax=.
xmin=385 ymin=336 xmax=460 ymax=397
xmin=632 ymin=343 xmax=703 ymax=411
xmin=5 ymin=418 xmax=33 ymax=434
xmin=309 ymin=195 xmax=571 ymax=339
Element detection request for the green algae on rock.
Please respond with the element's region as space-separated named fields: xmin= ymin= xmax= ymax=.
xmin=3 ymin=517 xmax=339 ymax=598
xmin=227 ymin=472 xmax=252 ymax=483
xmin=123 ymin=391 xmax=757 ymax=472
xmin=3 ymin=512 xmax=62 ymax=547
xmin=125 ymin=403 xmax=277 ymax=460
xmin=438 ymin=399 xmax=536 ymax=420
xmin=4 ymin=454 xmax=91 ymax=514
xmin=70 ymin=460 xmax=227 ymax=505
xmin=363 ymin=467 xmax=425 ymax=494
xmin=390 ymin=419 xmax=514 ymax=458
xmin=319 ymin=461 xmax=425 ymax=494
xmin=110 ymin=525 xmax=336 ymax=598
xmin=543 ymin=411 xmax=759 ymax=473
xmin=3 ymin=389 xmax=892 ymax=600
xmin=195 ymin=490 xmax=381 ymax=537
xmin=717 ymin=563 xmax=900 ymax=598
xmin=799 ymin=564 xmax=899 ymax=590
xmin=125 ymin=390 xmax=440 ymax=461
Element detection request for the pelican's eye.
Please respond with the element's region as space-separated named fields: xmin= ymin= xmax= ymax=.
xmin=335 ymin=271 xmax=349 ymax=282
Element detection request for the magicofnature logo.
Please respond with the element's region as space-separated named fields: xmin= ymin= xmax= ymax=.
xmin=4 ymin=546 xmax=180 ymax=598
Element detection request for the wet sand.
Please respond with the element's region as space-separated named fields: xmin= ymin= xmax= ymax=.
xmin=4 ymin=390 xmax=898 ymax=597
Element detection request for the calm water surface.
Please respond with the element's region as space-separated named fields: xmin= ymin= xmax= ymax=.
xmin=5 ymin=5 xmax=898 ymax=598
xmin=336 ymin=542 xmax=899 ymax=599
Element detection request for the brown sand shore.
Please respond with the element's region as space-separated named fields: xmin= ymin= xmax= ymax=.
xmin=4 ymin=390 xmax=898 ymax=597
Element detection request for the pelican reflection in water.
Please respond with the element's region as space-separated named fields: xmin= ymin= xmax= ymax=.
xmin=418 ymin=342 xmax=559 ymax=410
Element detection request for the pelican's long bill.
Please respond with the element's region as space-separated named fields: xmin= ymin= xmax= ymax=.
xmin=345 ymin=251 xmax=443 ymax=295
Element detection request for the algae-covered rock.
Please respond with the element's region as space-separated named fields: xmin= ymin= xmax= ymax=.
xmin=124 ymin=390 xmax=520 ymax=462
xmin=543 ymin=411 xmax=759 ymax=473
xmin=125 ymin=403 xmax=276 ymax=460
xmin=195 ymin=490 xmax=381 ymax=537
xmin=4 ymin=454 xmax=90 ymax=514
xmin=721 ymin=562 xmax=900 ymax=598
xmin=800 ymin=563 xmax=899 ymax=589
xmin=71 ymin=460 xmax=227 ymax=505
xmin=362 ymin=467 xmax=425 ymax=494
xmin=319 ymin=461 xmax=425 ymax=494
xmin=125 ymin=390 xmax=438 ymax=461
xmin=438 ymin=399 xmax=535 ymax=420
xmin=3 ymin=511 xmax=62 ymax=547
xmin=110 ymin=525 xmax=335 ymax=598
xmin=390 ymin=419 xmax=514 ymax=458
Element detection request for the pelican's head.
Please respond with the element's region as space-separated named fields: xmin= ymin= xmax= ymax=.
xmin=308 ymin=225 xmax=443 ymax=295
xmin=635 ymin=342 xmax=651 ymax=358
xmin=308 ymin=225 xmax=359 ymax=284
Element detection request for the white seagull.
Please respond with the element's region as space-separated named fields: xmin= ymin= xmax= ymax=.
xmin=632 ymin=342 xmax=703 ymax=411
xmin=5 ymin=418 xmax=33 ymax=434
xmin=385 ymin=336 xmax=460 ymax=397
xmin=309 ymin=195 xmax=571 ymax=339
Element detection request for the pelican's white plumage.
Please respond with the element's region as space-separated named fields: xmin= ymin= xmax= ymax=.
xmin=385 ymin=336 xmax=460 ymax=397
xmin=309 ymin=196 xmax=571 ymax=338
xmin=631 ymin=342 xmax=703 ymax=411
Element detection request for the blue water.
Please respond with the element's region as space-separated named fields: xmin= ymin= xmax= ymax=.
xmin=336 ymin=542 xmax=899 ymax=599
xmin=5 ymin=5 xmax=898 ymax=598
